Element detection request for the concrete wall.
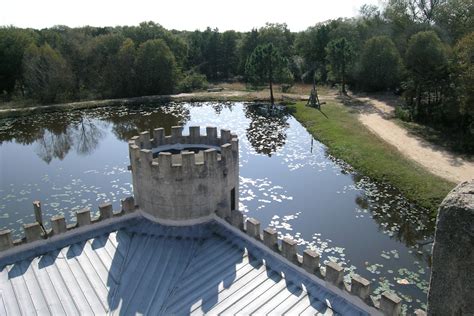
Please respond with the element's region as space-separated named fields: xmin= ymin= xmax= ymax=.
xmin=129 ymin=126 xmax=239 ymax=221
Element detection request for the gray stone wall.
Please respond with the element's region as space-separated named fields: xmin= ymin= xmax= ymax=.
xmin=427 ymin=180 xmax=474 ymax=315
xmin=129 ymin=126 xmax=239 ymax=221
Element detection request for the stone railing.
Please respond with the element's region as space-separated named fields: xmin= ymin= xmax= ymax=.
xmin=0 ymin=200 xmax=402 ymax=315
xmin=0 ymin=197 xmax=136 ymax=251
xmin=228 ymin=209 xmax=402 ymax=316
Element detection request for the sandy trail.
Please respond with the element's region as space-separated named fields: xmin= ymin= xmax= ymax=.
xmin=354 ymin=96 xmax=474 ymax=183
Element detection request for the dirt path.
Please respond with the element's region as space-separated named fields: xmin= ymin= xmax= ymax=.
xmin=353 ymin=96 xmax=474 ymax=183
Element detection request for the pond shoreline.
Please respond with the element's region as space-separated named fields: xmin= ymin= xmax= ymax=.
xmin=289 ymin=101 xmax=455 ymax=214
xmin=1 ymin=93 xmax=455 ymax=214
xmin=0 ymin=91 xmax=305 ymax=119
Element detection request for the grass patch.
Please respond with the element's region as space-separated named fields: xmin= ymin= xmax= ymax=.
xmin=288 ymin=100 xmax=455 ymax=214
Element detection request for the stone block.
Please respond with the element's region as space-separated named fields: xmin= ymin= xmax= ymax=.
xmin=220 ymin=129 xmax=231 ymax=144
xmin=33 ymin=200 xmax=43 ymax=224
xmin=189 ymin=126 xmax=200 ymax=143
xmin=263 ymin=227 xmax=278 ymax=251
xmin=76 ymin=208 xmax=91 ymax=227
xmin=206 ymin=126 xmax=217 ymax=145
xmin=380 ymin=292 xmax=401 ymax=316
xmin=153 ymin=128 xmax=165 ymax=146
xmin=24 ymin=222 xmax=43 ymax=242
xmin=221 ymin=143 xmax=232 ymax=160
xmin=99 ymin=203 xmax=113 ymax=220
xmin=130 ymin=135 xmax=139 ymax=146
xmin=121 ymin=196 xmax=135 ymax=213
xmin=246 ymin=218 xmax=260 ymax=239
xmin=282 ymin=238 xmax=297 ymax=263
xmin=302 ymin=249 xmax=319 ymax=274
xmin=171 ymin=126 xmax=183 ymax=143
xmin=204 ymin=148 xmax=218 ymax=168
xmin=181 ymin=151 xmax=195 ymax=170
xmin=230 ymin=210 xmax=244 ymax=230
xmin=0 ymin=229 xmax=13 ymax=251
xmin=158 ymin=152 xmax=172 ymax=170
xmin=427 ymin=180 xmax=474 ymax=316
xmin=139 ymin=149 xmax=153 ymax=165
xmin=51 ymin=215 xmax=67 ymax=235
xmin=325 ymin=261 xmax=343 ymax=286
xmin=351 ymin=274 xmax=371 ymax=300
xmin=231 ymin=138 xmax=238 ymax=152
xmin=139 ymin=131 xmax=151 ymax=149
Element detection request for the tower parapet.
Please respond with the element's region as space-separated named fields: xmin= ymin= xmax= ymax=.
xmin=128 ymin=126 xmax=239 ymax=221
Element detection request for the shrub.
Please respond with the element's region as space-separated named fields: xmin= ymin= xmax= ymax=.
xmin=178 ymin=72 xmax=208 ymax=92
xmin=395 ymin=106 xmax=412 ymax=121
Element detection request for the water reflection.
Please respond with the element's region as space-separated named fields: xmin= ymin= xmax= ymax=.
xmin=245 ymin=104 xmax=290 ymax=156
xmin=352 ymin=175 xmax=435 ymax=248
xmin=35 ymin=128 xmax=72 ymax=163
xmin=0 ymin=103 xmax=435 ymax=249
xmin=104 ymin=104 xmax=190 ymax=141
xmin=0 ymin=102 xmax=433 ymax=313
xmin=0 ymin=104 xmax=192 ymax=163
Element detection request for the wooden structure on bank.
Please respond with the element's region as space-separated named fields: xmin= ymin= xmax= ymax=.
xmin=306 ymin=77 xmax=325 ymax=110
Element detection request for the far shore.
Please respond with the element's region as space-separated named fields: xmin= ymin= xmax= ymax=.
xmin=0 ymin=84 xmax=312 ymax=119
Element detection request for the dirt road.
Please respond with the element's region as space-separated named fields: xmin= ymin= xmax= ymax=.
xmin=354 ymin=96 xmax=474 ymax=183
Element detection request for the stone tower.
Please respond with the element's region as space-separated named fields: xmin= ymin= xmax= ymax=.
xmin=128 ymin=126 xmax=239 ymax=221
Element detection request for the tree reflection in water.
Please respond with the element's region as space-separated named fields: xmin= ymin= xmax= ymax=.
xmin=105 ymin=103 xmax=190 ymax=141
xmin=352 ymin=172 xmax=435 ymax=264
xmin=245 ymin=104 xmax=290 ymax=156
xmin=35 ymin=129 xmax=72 ymax=163
xmin=0 ymin=103 xmax=190 ymax=163
xmin=0 ymin=102 xmax=435 ymax=260
xmin=33 ymin=116 xmax=108 ymax=163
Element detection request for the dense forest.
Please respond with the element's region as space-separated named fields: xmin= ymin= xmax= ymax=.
xmin=1 ymin=0 xmax=473 ymax=150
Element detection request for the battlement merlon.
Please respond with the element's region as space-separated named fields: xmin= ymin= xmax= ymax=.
xmin=129 ymin=126 xmax=239 ymax=221
xmin=130 ymin=126 xmax=239 ymax=150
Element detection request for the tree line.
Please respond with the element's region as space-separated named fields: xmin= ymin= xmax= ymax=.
xmin=1 ymin=0 xmax=473 ymax=150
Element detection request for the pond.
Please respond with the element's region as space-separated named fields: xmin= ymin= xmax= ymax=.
xmin=0 ymin=102 xmax=434 ymax=313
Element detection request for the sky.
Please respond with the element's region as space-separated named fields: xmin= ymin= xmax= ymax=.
xmin=1 ymin=0 xmax=383 ymax=32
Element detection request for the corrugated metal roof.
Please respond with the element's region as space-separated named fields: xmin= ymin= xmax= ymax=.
xmin=0 ymin=218 xmax=369 ymax=315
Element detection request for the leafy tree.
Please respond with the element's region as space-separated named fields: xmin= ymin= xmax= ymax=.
xmin=453 ymin=32 xmax=474 ymax=119
xmin=357 ymin=5 xmax=391 ymax=41
xmin=103 ymin=38 xmax=137 ymax=98
xmin=121 ymin=21 xmax=188 ymax=68
xmin=245 ymin=43 xmax=292 ymax=105
xmin=356 ymin=36 xmax=403 ymax=91
xmin=22 ymin=43 xmax=74 ymax=103
xmin=434 ymin=0 xmax=474 ymax=42
xmin=404 ymin=31 xmax=449 ymax=117
xmin=201 ymin=28 xmax=221 ymax=80
xmin=258 ymin=23 xmax=295 ymax=59
xmin=295 ymin=23 xmax=332 ymax=82
xmin=83 ymin=33 xmax=124 ymax=97
xmin=135 ymin=39 xmax=178 ymax=96
xmin=185 ymin=30 xmax=205 ymax=70
xmin=220 ymin=31 xmax=239 ymax=78
xmin=325 ymin=37 xmax=355 ymax=93
xmin=0 ymin=27 xmax=35 ymax=97
xmin=239 ymin=29 xmax=259 ymax=76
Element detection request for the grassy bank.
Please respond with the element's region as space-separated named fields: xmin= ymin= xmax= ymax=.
xmin=288 ymin=101 xmax=455 ymax=213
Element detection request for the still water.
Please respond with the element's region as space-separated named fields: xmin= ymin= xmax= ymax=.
xmin=0 ymin=102 xmax=434 ymax=313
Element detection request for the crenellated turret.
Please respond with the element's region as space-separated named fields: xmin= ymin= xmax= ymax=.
xmin=129 ymin=126 xmax=239 ymax=221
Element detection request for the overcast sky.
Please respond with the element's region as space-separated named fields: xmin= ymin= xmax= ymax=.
xmin=1 ymin=0 xmax=383 ymax=32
